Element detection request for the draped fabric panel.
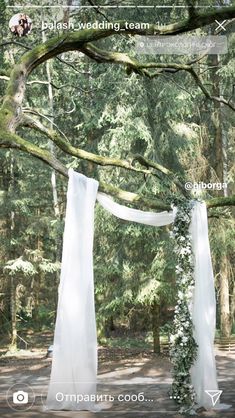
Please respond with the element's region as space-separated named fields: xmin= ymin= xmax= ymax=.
xmin=97 ymin=192 xmax=175 ymax=226
xmin=190 ymin=202 xmax=218 ymax=408
xmin=46 ymin=170 xmax=218 ymax=412
xmin=46 ymin=169 xmax=99 ymax=411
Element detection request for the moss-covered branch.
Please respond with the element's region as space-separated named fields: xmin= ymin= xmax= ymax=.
xmin=0 ymin=129 xmax=171 ymax=210
xmin=81 ymin=44 xmax=235 ymax=112
xmin=1 ymin=129 xmax=234 ymax=211
xmin=206 ymin=195 xmax=235 ymax=209
xmin=99 ymin=182 xmax=171 ymax=211
xmin=21 ymin=114 xmax=150 ymax=173
xmin=1 ymin=6 xmax=235 ymax=131
xmin=0 ymin=130 xmax=68 ymax=176
xmin=21 ymin=114 xmax=185 ymax=189
xmin=158 ymin=5 xmax=235 ymax=35
xmin=21 ymin=114 xmax=196 ymax=194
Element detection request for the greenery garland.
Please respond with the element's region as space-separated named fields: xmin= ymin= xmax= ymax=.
xmin=169 ymin=199 xmax=198 ymax=413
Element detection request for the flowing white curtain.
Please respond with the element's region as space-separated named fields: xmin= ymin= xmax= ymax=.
xmin=97 ymin=192 xmax=175 ymax=226
xmin=190 ymin=202 xmax=218 ymax=408
xmin=46 ymin=169 xmax=98 ymax=411
xmin=46 ymin=170 xmax=218 ymax=411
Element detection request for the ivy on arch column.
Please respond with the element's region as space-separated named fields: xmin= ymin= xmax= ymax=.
xmin=169 ymin=199 xmax=198 ymax=413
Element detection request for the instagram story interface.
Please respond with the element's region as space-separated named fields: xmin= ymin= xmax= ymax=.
xmin=0 ymin=1 xmax=235 ymax=417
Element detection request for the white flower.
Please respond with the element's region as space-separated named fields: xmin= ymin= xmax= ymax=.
xmin=176 ymin=265 xmax=183 ymax=273
xmin=180 ymin=247 xmax=191 ymax=255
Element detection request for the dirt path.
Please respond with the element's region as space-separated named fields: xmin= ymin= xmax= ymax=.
xmin=0 ymin=348 xmax=234 ymax=417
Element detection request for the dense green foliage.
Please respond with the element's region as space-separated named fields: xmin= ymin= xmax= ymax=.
xmin=170 ymin=200 xmax=198 ymax=411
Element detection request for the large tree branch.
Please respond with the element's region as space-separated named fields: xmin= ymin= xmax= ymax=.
xmin=0 ymin=131 xmax=68 ymax=176
xmin=21 ymin=113 xmax=186 ymax=192
xmin=0 ymin=130 xmax=170 ymax=210
xmin=207 ymin=196 xmax=235 ymax=209
xmin=14 ymin=114 xmax=235 ymax=211
xmin=81 ymin=44 xmax=235 ymax=111
xmin=10 ymin=4 xmax=235 ymax=75
xmin=2 ymin=6 xmax=235 ymax=130
xmin=158 ymin=5 xmax=235 ymax=35
xmin=2 ymin=45 xmax=234 ymax=112
xmin=1 ymin=131 xmax=234 ymax=211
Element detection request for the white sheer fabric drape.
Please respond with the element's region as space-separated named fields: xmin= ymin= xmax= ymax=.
xmin=46 ymin=170 xmax=218 ymax=412
xmin=97 ymin=192 xmax=175 ymax=226
xmin=190 ymin=202 xmax=218 ymax=409
xmin=46 ymin=169 xmax=98 ymax=411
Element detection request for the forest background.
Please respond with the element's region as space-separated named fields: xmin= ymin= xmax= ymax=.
xmin=0 ymin=0 xmax=234 ymax=354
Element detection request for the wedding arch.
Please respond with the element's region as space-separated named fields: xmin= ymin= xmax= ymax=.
xmin=45 ymin=168 xmax=219 ymax=413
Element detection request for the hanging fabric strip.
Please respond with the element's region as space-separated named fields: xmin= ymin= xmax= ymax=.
xmin=46 ymin=169 xmax=99 ymax=411
xmin=190 ymin=202 xmax=218 ymax=409
xmin=97 ymin=192 xmax=175 ymax=226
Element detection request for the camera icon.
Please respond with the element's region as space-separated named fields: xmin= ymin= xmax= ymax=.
xmin=13 ymin=390 xmax=29 ymax=404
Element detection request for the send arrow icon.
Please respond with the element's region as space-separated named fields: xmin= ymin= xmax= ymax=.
xmin=205 ymin=390 xmax=223 ymax=406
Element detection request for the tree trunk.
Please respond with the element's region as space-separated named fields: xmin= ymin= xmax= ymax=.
xmin=151 ymin=301 xmax=161 ymax=354
xmin=220 ymin=253 xmax=230 ymax=337
xmin=210 ymin=54 xmax=231 ymax=337
xmin=10 ymin=276 xmax=17 ymax=348
xmin=210 ymin=54 xmax=227 ymax=185
xmin=42 ymin=17 xmax=61 ymax=295
xmin=9 ymin=153 xmax=17 ymax=348
xmin=42 ymin=23 xmax=60 ymax=218
xmin=231 ymin=281 xmax=235 ymax=333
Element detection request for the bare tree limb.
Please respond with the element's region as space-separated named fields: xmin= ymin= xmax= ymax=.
xmin=55 ymin=56 xmax=92 ymax=74
xmin=87 ymin=0 xmax=110 ymax=22
xmin=0 ymin=41 xmax=32 ymax=50
xmin=81 ymin=43 xmax=235 ymax=111
xmin=132 ymin=154 xmax=186 ymax=194
xmin=189 ymin=68 xmax=235 ymax=111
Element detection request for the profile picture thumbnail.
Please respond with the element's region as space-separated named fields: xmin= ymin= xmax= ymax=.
xmin=9 ymin=13 xmax=32 ymax=37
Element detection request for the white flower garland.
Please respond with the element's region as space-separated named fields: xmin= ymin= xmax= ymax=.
xmin=169 ymin=201 xmax=198 ymax=413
